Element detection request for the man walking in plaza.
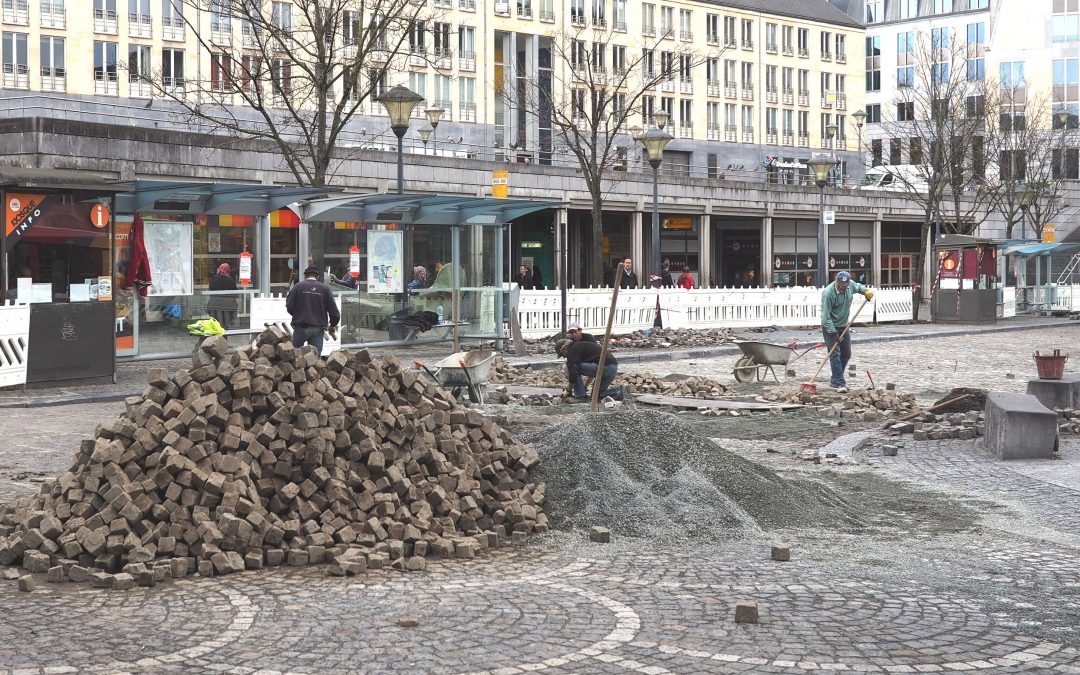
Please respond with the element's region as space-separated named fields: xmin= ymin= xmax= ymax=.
xmin=820 ymin=270 xmax=873 ymax=392
xmin=286 ymin=265 xmax=340 ymax=352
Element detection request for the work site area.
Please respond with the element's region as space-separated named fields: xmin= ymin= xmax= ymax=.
xmin=1 ymin=316 xmax=1080 ymax=674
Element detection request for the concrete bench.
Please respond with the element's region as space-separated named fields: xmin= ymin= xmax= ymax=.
xmin=983 ymin=391 xmax=1059 ymax=460
xmin=1027 ymin=374 xmax=1080 ymax=411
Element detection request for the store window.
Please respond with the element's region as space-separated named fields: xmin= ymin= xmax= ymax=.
xmin=771 ymin=218 xmax=819 ymax=287
xmin=827 ymin=221 xmax=872 ymax=284
xmin=881 ymin=222 xmax=922 ymax=286
xmin=4 ymin=190 xmax=113 ymax=303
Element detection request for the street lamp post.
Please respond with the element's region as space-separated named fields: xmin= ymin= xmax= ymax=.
xmin=807 ymin=155 xmax=837 ymax=287
xmin=640 ymin=126 xmax=674 ymax=288
xmin=1017 ymin=185 xmax=1036 ymax=240
xmin=425 ymin=106 xmax=444 ymax=157
xmin=419 ymin=126 xmax=433 ymax=155
xmin=1057 ymin=109 xmax=1071 ymax=182
xmin=852 ymin=109 xmax=867 ymax=167
xmin=377 ymin=84 xmax=424 ymax=194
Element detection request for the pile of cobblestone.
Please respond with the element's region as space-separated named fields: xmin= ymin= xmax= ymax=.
xmin=505 ymin=327 xmax=736 ymax=355
xmin=529 ymin=409 xmax=851 ymax=539
xmin=763 ymin=385 xmax=919 ymax=417
xmin=490 ymin=358 xmax=728 ymax=399
xmin=0 ymin=329 xmax=545 ymax=588
xmin=884 ymin=411 xmax=985 ymax=440
xmin=1055 ymin=409 xmax=1080 ymax=433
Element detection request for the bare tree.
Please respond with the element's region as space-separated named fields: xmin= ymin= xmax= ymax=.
xmin=875 ymin=30 xmax=998 ymax=243
xmin=513 ymin=25 xmax=709 ymax=285
xmin=142 ymin=0 xmax=437 ymax=186
xmin=987 ymin=87 xmax=1070 ymax=239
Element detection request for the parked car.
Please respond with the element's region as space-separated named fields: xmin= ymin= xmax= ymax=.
xmin=859 ymin=165 xmax=930 ymax=193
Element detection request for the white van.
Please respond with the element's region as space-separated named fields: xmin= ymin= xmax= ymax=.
xmin=859 ymin=165 xmax=930 ymax=193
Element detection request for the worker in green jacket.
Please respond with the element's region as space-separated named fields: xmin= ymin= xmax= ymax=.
xmin=820 ymin=271 xmax=873 ymax=392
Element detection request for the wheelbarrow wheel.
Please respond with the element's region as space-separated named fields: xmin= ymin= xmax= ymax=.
xmin=733 ymin=355 xmax=756 ymax=383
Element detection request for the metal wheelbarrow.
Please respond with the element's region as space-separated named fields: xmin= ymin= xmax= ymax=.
xmin=414 ymin=349 xmax=496 ymax=404
xmin=732 ymin=339 xmax=823 ymax=383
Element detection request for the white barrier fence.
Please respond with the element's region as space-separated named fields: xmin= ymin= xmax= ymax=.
xmin=517 ymin=286 xmax=916 ymax=339
xmin=1031 ymin=284 xmax=1080 ymax=313
xmin=0 ymin=300 xmax=30 ymax=387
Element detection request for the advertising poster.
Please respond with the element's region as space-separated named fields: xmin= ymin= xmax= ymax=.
xmin=144 ymin=221 xmax=194 ymax=295
xmin=114 ymin=217 xmax=136 ymax=354
xmin=367 ymin=230 xmax=403 ymax=293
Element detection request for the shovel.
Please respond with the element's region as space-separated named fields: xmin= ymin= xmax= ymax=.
xmin=801 ymin=296 xmax=870 ymax=395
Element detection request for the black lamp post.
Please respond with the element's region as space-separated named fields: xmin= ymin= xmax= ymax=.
xmin=640 ymin=126 xmax=673 ymax=288
xmin=808 ymin=154 xmax=837 ymax=287
xmin=378 ymin=84 xmax=424 ymax=194
xmin=852 ymin=109 xmax=866 ymax=165
xmin=1017 ymin=185 xmax=1035 ymax=240
xmin=1057 ymin=109 xmax=1071 ymax=181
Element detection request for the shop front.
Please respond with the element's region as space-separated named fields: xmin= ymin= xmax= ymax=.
xmin=659 ymin=215 xmax=701 ymax=285
xmin=827 ymin=220 xmax=873 ymax=285
xmin=771 ymin=218 xmax=819 ymax=287
xmin=1 ymin=180 xmax=118 ymax=384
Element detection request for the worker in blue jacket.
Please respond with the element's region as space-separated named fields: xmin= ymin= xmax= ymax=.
xmin=820 ymin=270 xmax=873 ymax=392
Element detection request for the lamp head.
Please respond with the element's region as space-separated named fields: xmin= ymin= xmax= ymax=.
xmin=378 ymin=84 xmax=424 ymax=135
xmin=651 ymin=109 xmax=670 ymax=130
xmin=628 ymin=124 xmax=643 ymax=140
xmin=1016 ymin=185 xmax=1036 ymax=210
xmin=639 ymin=126 xmax=673 ymax=164
xmin=1058 ymin=109 xmax=1071 ymax=128
xmin=425 ymin=106 xmax=444 ymax=128
xmin=825 ymin=123 xmax=839 ymax=139
xmin=852 ymin=109 xmax=867 ymax=128
xmin=419 ymin=126 xmax=433 ymax=142
xmin=807 ymin=154 xmax=835 ymax=187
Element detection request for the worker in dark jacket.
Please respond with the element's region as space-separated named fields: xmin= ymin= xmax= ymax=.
xmin=555 ymin=338 xmax=622 ymax=400
xmin=286 ymin=265 xmax=340 ymax=352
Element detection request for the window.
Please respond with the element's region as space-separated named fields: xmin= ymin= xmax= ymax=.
xmin=459 ymin=77 xmax=476 ymax=121
xmin=593 ymin=42 xmax=606 ymax=72
xmin=679 ymin=53 xmax=691 ymax=81
xmin=723 ymin=16 xmax=736 ymax=46
xmin=93 ymin=40 xmax=117 ymax=82
xmin=766 ymin=107 xmax=777 ymax=133
xmin=821 ymin=71 xmax=832 ymax=100
xmin=705 ymin=57 xmax=718 ymax=83
xmin=210 ymin=52 xmax=232 ymax=91
xmin=592 ymin=0 xmax=604 ymax=26
xmin=890 ymin=138 xmax=902 ymax=165
xmin=613 ymin=45 xmax=625 ymax=75
xmin=897 ymin=101 xmax=915 ymax=121
xmin=1054 ymin=0 xmax=1079 ymax=42
xmin=433 ymin=22 xmax=451 ymax=56
xmin=1001 ymin=61 xmax=1025 ymax=88
xmin=661 ymin=50 xmax=673 ymax=78
xmin=1054 ymin=58 xmax=1080 ymax=122
xmin=967 ymin=22 xmax=984 ymax=81
xmin=966 ymin=95 xmax=984 ymax=117
xmin=642 ymin=95 xmax=654 ymax=124
xmin=766 ymin=22 xmax=777 ymax=52
xmin=783 ymin=109 xmax=793 ymax=133
xmin=39 ymin=35 xmax=63 ymax=90
xmin=458 ymin=25 xmax=475 ymax=62
xmin=820 ymin=30 xmax=831 ymax=59
xmin=1 ymin=31 xmax=27 ymax=87
xmin=706 ymin=13 xmax=718 ymax=43
xmin=865 ymin=104 xmax=880 ymax=123
xmin=678 ymin=8 xmax=691 ymax=39
xmin=94 ymin=0 xmax=116 ymax=28
xmin=897 ymin=32 xmax=914 ymax=87
xmin=409 ymin=21 xmax=426 ymax=54
xmin=797 ymin=28 xmax=809 ymax=56
xmin=836 ymin=34 xmax=846 ymax=61
xmin=660 ymin=6 xmax=673 ymax=36
xmin=741 ymin=61 xmax=752 ymax=90
xmin=898 ymin=0 xmax=916 ymax=18
xmin=613 ymin=0 xmax=625 ymax=29
xmin=934 ymin=0 xmax=953 ymax=12
xmin=866 ymin=0 xmax=881 ymax=23
xmin=572 ymin=89 xmax=586 ymax=121
xmin=798 ymin=68 xmax=809 ymax=95
xmin=679 ymin=99 xmax=692 ymax=129
xmin=798 ymin=110 xmax=809 ymax=136
xmin=209 ymin=0 xmax=228 ymax=33
xmin=343 ymin=10 xmax=360 ymax=45
xmin=162 ymin=47 xmax=183 ymax=86
xmin=641 ymin=2 xmax=653 ymax=34
xmin=741 ymin=18 xmax=753 ymax=48
xmin=931 ymin=27 xmax=949 ymax=51
xmin=999 ymin=149 xmax=1026 ymax=182
xmin=571 ymin=40 xmax=585 ymax=69
xmin=707 ymin=101 xmax=720 ymax=137
xmin=161 ymin=0 xmax=181 ymax=27
xmin=642 ymin=48 xmax=654 ymax=77
xmin=766 ymin=64 xmax=777 ymax=92
xmin=434 ymin=73 xmax=451 ymax=107
xmin=782 ymin=25 xmax=793 ymax=53
xmin=871 ymin=139 xmax=883 ymax=165
xmin=866 ymin=36 xmax=880 ymax=91
xmin=127 ymin=43 xmax=150 ymax=81
xmin=518 ymin=0 xmax=532 ymax=19
xmin=1052 ymin=148 xmax=1079 ymax=179
xmin=573 ymin=0 xmax=586 ymax=25
xmin=910 ymin=138 xmax=923 ymax=165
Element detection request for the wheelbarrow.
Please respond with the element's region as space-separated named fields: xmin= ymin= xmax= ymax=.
xmin=732 ymin=339 xmax=823 ymax=383
xmin=414 ymin=349 xmax=496 ymax=404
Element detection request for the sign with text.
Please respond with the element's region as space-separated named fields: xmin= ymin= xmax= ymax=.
xmin=492 ymin=170 xmax=509 ymax=199
xmin=823 ymin=210 xmax=836 ymax=225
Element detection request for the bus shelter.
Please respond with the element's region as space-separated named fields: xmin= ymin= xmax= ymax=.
xmin=998 ymin=240 xmax=1080 ymax=314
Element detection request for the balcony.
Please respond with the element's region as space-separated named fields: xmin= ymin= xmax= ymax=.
xmin=40 ymin=69 xmax=64 ymax=91
xmin=741 ymin=38 xmax=753 ymax=50
xmin=642 ymin=24 xmax=655 ymax=37
xmin=798 ymin=132 xmax=809 ymax=147
xmin=707 ymin=79 xmax=720 ymax=96
xmin=766 ymin=42 xmax=778 ymax=54
xmin=782 ymin=45 xmax=793 ymax=56
xmin=593 ymin=16 xmax=606 ymax=28
xmin=741 ymin=126 xmax=754 ymax=142
xmin=211 ymin=22 xmax=231 ymax=45
xmin=766 ymin=86 xmax=777 ymax=103
xmin=724 ymin=83 xmax=736 ymax=98
xmin=798 ymin=89 xmax=809 ymax=106
xmin=836 ymin=93 xmax=847 ymax=110
xmin=434 ymin=99 xmax=452 ymax=120
xmin=724 ymin=124 xmax=737 ymax=141
xmin=2 ymin=64 xmax=28 ymax=88
xmin=433 ymin=48 xmax=452 ymax=69
xmin=94 ymin=73 xmax=118 ymax=95
xmin=540 ymin=7 xmax=553 ymax=20
xmin=129 ymin=12 xmax=151 ymax=37
xmin=782 ymin=87 xmax=793 ymax=105
xmin=163 ymin=75 xmax=184 ymax=92
xmin=782 ymin=132 xmax=793 ymax=145
xmin=460 ymin=102 xmax=476 ymax=122
xmin=679 ymin=29 xmax=692 ymax=41
xmin=766 ymin=128 xmax=778 ymax=144
xmin=614 ymin=19 xmax=625 ymax=31
xmin=706 ymin=32 xmax=718 ymax=45
xmin=434 ymin=0 xmax=452 ymax=5
xmin=93 ymin=8 xmax=117 ymax=33
xmin=679 ymin=77 xmax=692 ymax=94
xmin=679 ymin=123 xmax=692 ymax=138
xmin=129 ymin=79 xmax=152 ymax=97
xmin=242 ymin=25 xmax=258 ymax=48
xmin=836 ymin=52 xmax=846 ymax=64
xmin=661 ymin=77 xmax=675 ymax=92
xmin=740 ymin=86 xmax=753 ymax=100
xmin=821 ymin=50 xmax=832 ymax=62
xmin=723 ymin=37 xmax=736 ymax=48
xmin=39 ymin=0 xmax=64 ymax=27
xmin=820 ymin=95 xmax=832 ymax=108
xmin=370 ymin=40 xmax=390 ymax=61
xmin=819 ymin=136 xmax=832 ymax=149
xmin=707 ymin=122 xmax=720 ymax=140
xmin=408 ymin=49 xmax=426 ymax=67
xmin=836 ymin=135 xmax=847 ymax=150
xmin=571 ymin=10 xmax=585 ymax=26
xmin=162 ymin=15 xmax=184 ymax=41
xmin=660 ymin=26 xmax=673 ymax=39
xmin=3 ymin=0 xmax=28 ymax=24
xmin=459 ymin=0 xmax=475 ymax=9
xmin=459 ymin=50 xmax=476 ymax=71
xmin=798 ymin=47 xmax=809 ymax=58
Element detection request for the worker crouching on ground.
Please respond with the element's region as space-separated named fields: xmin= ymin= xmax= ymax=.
xmin=555 ymin=337 xmax=623 ymax=401
xmin=820 ymin=270 xmax=873 ymax=393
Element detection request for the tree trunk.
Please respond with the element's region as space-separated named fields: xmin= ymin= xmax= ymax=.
xmin=589 ymin=189 xmax=605 ymax=287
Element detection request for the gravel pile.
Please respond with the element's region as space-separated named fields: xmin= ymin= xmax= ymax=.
xmin=528 ymin=409 xmax=850 ymax=540
xmin=504 ymin=327 xmax=737 ymax=355
xmin=0 ymin=329 xmax=545 ymax=587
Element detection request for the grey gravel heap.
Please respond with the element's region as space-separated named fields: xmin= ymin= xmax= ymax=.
xmin=0 ymin=328 xmax=545 ymax=585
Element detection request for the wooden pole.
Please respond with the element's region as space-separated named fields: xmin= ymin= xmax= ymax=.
xmin=590 ymin=266 xmax=623 ymax=412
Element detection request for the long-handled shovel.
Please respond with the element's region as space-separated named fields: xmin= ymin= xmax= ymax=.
xmin=801 ymin=296 xmax=870 ymax=395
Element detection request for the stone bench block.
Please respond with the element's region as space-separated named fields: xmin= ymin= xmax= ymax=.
xmin=983 ymin=392 xmax=1058 ymax=460
xmin=1027 ymin=374 xmax=1080 ymax=411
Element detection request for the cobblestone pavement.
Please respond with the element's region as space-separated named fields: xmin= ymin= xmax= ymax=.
xmin=3 ymin=331 xmax=1080 ymax=672
xmin=625 ymin=325 xmax=1080 ymax=403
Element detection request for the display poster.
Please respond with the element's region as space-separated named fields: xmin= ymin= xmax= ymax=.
xmin=239 ymin=251 xmax=252 ymax=286
xmin=367 ymin=231 xmax=403 ymax=293
xmin=208 ymin=231 xmax=222 ymax=253
xmin=144 ymin=221 xmax=193 ymax=295
xmin=938 ymin=250 xmax=960 ymax=279
xmin=114 ymin=217 xmax=136 ymax=354
xmin=97 ymin=276 xmax=113 ymax=301
xmin=349 ymin=245 xmax=360 ymax=278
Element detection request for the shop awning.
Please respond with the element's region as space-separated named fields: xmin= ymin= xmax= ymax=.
xmin=293 ymin=193 xmax=561 ymax=226
xmin=999 ymin=241 xmax=1080 ymax=256
xmin=112 ymin=180 xmax=340 ymax=216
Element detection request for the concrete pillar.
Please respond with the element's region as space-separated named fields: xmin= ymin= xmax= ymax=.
xmin=255 ymin=215 xmax=270 ymax=295
xmin=554 ymin=207 xmax=567 ymax=288
xmin=761 ymin=214 xmax=773 ymax=287
xmin=298 ymin=220 xmax=309 ymax=284
xmin=699 ymin=214 xmax=712 ymax=287
xmin=632 ymin=210 xmax=644 ymax=282
xmin=872 ymin=214 xmax=882 ymax=287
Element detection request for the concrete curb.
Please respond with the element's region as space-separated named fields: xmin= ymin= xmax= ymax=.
xmin=1 ymin=319 xmax=1076 ymax=409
